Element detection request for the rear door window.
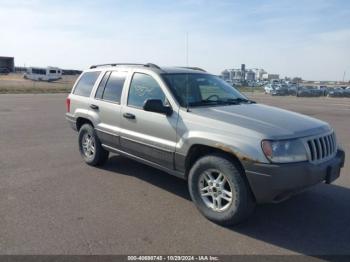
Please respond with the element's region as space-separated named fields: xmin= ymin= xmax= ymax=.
xmin=101 ymin=71 xmax=127 ymax=103
xmin=74 ymin=71 xmax=101 ymax=97
xmin=95 ymin=71 xmax=127 ymax=103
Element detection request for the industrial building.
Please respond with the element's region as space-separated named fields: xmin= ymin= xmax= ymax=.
xmin=0 ymin=56 xmax=15 ymax=72
xmin=221 ymin=65 xmax=270 ymax=83
xmin=245 ymin=70 xmax=256 ymax=81
xmin=262 ymin=73 xmax=280 ymax=80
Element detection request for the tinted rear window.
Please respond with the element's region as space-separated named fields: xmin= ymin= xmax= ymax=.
xmin=74 ymin=71 xmax=101 ymax=97
xmin=95 ymin=71 xmax=126 ymax=103
xmin=102 ymin=71 xmax=126 ymax=102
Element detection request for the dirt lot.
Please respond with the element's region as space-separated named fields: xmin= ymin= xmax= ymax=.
xmin=0 ymin=73 xmax=77 ymax=93
xmin=0 ymin=93 xmax=349 ymax=255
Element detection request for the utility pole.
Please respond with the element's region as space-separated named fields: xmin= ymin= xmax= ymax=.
xmin=342 ymin=71 xmax=346 ymax=83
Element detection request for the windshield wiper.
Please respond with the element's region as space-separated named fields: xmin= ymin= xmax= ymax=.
xmin=188 ymin=98 xmax=256 ymax=107
xmin=188 ymin=100 xmax=233 ymax=107
xmin=225 ymin=98 xmax=256 ymax=104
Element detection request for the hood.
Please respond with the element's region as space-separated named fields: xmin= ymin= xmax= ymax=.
xmin=189 ymin=103 xmax=330 ymax=139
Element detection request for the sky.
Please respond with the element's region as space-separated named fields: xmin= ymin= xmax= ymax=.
xmin=0 ymin=0 xmax=349 ymax=81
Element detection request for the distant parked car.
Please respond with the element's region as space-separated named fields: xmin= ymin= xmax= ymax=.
xmin=0 ymin=67 xmax=10 ymax=74
xmin=287 ymin=84 xmax=298 ymax=95
xmin=297 ymin=86 xmax=323 ymax=97
xmin=297 ymin=86 xmax=322 ymax=97
xmin=271 ymin=84 xmax=288 ymax=96
xmin=328 ymin=87 xmax=344 ymax=97
xmin=264 ymin=84 xmax=275 ymax=94
xmin=270 ymin=79 xmax=280 ymax=85
xmin=309 ymin=88 xmax=324 ymax=97
xmin=317 ymin=86 xmax=328 ymax=96
xmin=225 ymin=80 xmax=233 ymax=86
xmin=297 ymin=87 xmax=312 ymax=97
xmin=247 ymin=81 xmax=256 ymax=87
xmin=342 ymin=88 xmax=350 ymax=97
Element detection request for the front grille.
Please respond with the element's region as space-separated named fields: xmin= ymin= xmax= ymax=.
xmin=306 ymin=132 xmax=336 ymax=163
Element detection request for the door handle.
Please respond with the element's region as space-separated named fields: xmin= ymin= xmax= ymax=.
xmin=90 ymin=104 xmax=99 ymax=110
xmin=123 ymin=112 xmax=136 ymax=119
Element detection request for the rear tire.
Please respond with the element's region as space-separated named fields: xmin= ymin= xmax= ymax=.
xmin=188 ymin=153 xmax=255 ymax=226
xmin=78 ymin=124 xmax=109 ymax=166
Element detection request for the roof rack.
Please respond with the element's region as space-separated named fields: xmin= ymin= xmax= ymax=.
xmin=89 ymin=63 xmax=161 ymax=70
xmin=178 ymin=67 xmax=206 ymax=72
xmin=144 ymin=63 xmax=161 ymax=69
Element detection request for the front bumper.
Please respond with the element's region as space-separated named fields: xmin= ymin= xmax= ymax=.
xmin=243 ymin=149 xmax=345 ymax=203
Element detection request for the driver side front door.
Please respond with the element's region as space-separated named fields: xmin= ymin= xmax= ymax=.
xmin=120 ymin=72 xmax=178 ymax=170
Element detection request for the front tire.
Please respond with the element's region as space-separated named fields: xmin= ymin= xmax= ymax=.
xmin=188 ymin=154 xmax=255 ymax=226
xmin=78 ymin=124 xmax=109 ymax=166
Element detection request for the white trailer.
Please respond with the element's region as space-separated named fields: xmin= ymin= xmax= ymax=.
xmin=24 ymin=67 xmax=62 ymax=81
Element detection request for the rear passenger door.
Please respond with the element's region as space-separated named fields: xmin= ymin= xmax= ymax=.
xmin=93 ymin=70 xmax=128 ymax=148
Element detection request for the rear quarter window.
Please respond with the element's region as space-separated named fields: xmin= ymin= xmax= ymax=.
xmin=73 ymin=71 xmax=101 ymax=97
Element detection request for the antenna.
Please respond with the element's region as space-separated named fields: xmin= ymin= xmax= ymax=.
xmin=185 ymin=32 xmax=190 ymax=112
xmin=186 ymin=73 xmax=190 ymax=112
xmin=186 ymin=32 xmax=189 ymax=67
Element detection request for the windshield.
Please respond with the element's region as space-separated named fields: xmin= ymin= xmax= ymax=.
xmin=162 ymin=73 xmax=251 ymax=107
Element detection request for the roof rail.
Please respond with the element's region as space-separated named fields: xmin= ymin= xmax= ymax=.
xmin=179 ymin=67 xmax=206 ymax=72
xmin=144 ymin=63 xmax=161 ymax=69
xmin=90 ymin=63 xmax=143 ymax=69
xmin=89 ymin=63 xmax=161 ymax=70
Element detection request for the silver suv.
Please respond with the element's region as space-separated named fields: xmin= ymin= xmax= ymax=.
xmin=66 ymin=63 xmax=345 ymax=225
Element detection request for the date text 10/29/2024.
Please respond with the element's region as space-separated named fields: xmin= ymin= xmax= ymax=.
xmin=127 ymin=256 xmax=219 ymax=261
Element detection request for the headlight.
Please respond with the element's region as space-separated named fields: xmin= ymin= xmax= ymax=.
xmin=261 ymin=139 xmax=308 ymax=163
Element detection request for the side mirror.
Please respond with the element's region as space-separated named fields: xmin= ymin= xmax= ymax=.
xmin=143 ymin=99 xmax=173 ymax=116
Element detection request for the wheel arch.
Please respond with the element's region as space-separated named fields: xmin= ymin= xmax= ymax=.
xmin=76 ymin=117 xmax=94 ymax=131
xmin=185 ymin=144 xmax=245 ymax=176
xmin=184 ymin=144 xmax=256 ymax=201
